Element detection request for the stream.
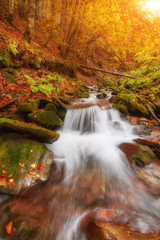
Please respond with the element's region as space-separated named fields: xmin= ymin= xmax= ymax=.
xmin=0 ymin=87 xmax=160 ymax=239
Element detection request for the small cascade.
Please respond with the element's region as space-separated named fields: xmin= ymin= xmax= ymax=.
xmin=45 ymin=105 xmax=160 ymax=239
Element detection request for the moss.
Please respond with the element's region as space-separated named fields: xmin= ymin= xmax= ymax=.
xmin=17 ymin=99 xmax=40 ymax=113
xmin=131 ymin=145 xmax=155 ymax=167
xmin=113 ymin=103 xmax=128 ymax=114
xmin=51 ymin=96 xmax=66 ymax=110
xmin=0 ymin=118 xmax=59 ymax=143
xmin=0 ymin=53 xmax=12 ymax=67
xmin=114 ymin=93 xmax=150 ymax=117
xmin=0 ymin=133 xmax=53 ymax=194
xmin=45 ymin=103 xmax=57 ymax=112
xmin=2 ymin=113 xmax=24 ymax=121
xmin=28 ymin=110 xmax=63 ymax=129
xmin=74 ymin=90 xmax=90 ymax=98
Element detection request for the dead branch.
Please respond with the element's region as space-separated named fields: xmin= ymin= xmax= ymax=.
xmin=146 ymin=104 xmax=160 ymax=125
xmin=79 ymin=64 xmax=138 ymax=79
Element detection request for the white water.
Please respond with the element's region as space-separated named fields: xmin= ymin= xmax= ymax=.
xmin=47 ymin=103 xmax=160 ymax=239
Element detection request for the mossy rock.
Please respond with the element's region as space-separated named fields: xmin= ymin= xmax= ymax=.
xmin=0 ymin=118 xmax=59 ymax=143
xmin=59 ymin=97 xmax=70 ymax=105
xmin=28 ymin=110 xmax=63 ymax=129
xmin=45 ymin=103 xmax=57 ymax=112
xmin=51 ymin=96 xmax=66 ymax=111
xmin=131 ymin=144 xmax=155 ymax=167
xmin=17 ymin=99 xmax=40 ymax=113
xmin=74 ymin=90 xmax=90 ymax=98
xmin=114 ymin=93 xmax=150 ymax=117
xmin=0 ymin=133 xmax=53 ymax=195
xmin=113 ymin=103 xmax=128 ymax=115
xmin=119 ymin=142 xmax=156 ymax=167
xmin=2 ymin=113 xmax=25 ymax=122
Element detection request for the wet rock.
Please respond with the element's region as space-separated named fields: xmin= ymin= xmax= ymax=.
xmin=0 ymin=133 xmax=53 ymax=195
xmin=113 ymin=121 xmax=123 ymax=130
xmin=134 ymin=138 xmax=160 ymax=159
xmin=0 ymin=118 xmax=59 ymax=143
xmin=17 ymin=99 xmax=40 ymax=113
xmin=28 ymin=110 xmax=63 ymax=129
xmin=85 ymin=222 xmax=159 ymax=240
xmin=96 ymin=92 xmax=107 ymax=99
xmin=119 ymin=143 xmax=156 ymax=167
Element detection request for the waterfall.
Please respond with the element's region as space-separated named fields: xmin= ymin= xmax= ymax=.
xmin=46 ymin=105 xmax=160 ymax=238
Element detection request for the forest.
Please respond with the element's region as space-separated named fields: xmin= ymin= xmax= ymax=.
xmin=0 ymin=0 xmax=160 ymax=239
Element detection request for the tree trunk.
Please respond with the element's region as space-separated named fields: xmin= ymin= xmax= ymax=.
xmin=23 ymin=0 xmax=36 ymax=43
xmin=9 ymin=0 xmax=14 ymax=15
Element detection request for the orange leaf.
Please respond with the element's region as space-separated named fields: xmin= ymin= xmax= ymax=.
xmin=2 ymin=169 xmax=8 ymax=174
xmin=2 ymin=164 xmax=5 ymax=168
xmin=8 ymin=174 xmax=13 ymax=178
xmin=6 ymin=221 xmax=13 ymax=235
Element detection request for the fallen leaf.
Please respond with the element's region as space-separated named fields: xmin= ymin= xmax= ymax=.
xmin=31 ymin=164 xmax=36 ymax=168
xmin=6 ymin=221 xmax=13 ymax=235
xmin=8 ymin=174 xmax=13 ymax=178
xmin=9 ymin=179 xmax=14 ymax=183
xmin=2 ymin=169 xmax=8 ymax=174
xmin=2 ymin=164 xmax=5 ymax=168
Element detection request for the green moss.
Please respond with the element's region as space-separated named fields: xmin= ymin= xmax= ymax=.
xmin=28 ymin=110 xmax=63 ymax=129
xmin=0 ymin=53 xmax=12 ymax=67
xmin=0 ymin=133 xmax=52 ymax=194
xmin=113 ymin=103 xmax=128 ymax=114
xmin=131 ymin=145 xmax=155 ymax=167
xmin=74 ymin=90 xmax=90 ymax=98
xmin=114 ymin=93 xmax=150 ymax=117
xmin=2 ymin=113 xmax=24 ymax=121
xmin=17 ymin=99 xmax=40 ymax=112
xmin=0 ymin=118 xmax=59 ymax=143
xmin=45 ymin=103 xmax=57 ymax=112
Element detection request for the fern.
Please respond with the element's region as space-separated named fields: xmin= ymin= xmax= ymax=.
xmin=7 ymin=40 xmax=19 ymax=56
xmin=23 ymin=73 xmax=36 ymax=85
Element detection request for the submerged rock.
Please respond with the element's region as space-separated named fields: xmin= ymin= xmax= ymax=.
xmin=28 ymin=110 xmax=63 ymax=129
xmin=119 ymin=142 xmax=156 ymax=167
xmin=0 ymin=118 xmax=59 ymax=143
xmin=0 ymin=133 xmax=53 ymax=195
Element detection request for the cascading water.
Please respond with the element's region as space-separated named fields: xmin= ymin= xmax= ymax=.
xmin=46 ymin=103 xmax=160 ymax=239
xmin=0 ymin=89 xmax=160 ymax=240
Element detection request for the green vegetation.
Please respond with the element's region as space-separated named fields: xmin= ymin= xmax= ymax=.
xmin=23 ymin=72 xmax=65 ymax=97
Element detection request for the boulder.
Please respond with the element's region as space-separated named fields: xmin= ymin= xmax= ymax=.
xmin=28 ymin=110 xmax=63 ymax=129
xmin=0 ymin=133 xmax=53 ymax=195
xmin=17 ymin=99 xmax=40 ymax=113
xmin=134 ymin=138 xmax=160 ymax=159
xmin=119 ymin=142 xmax=156 ymax=167
xmin=0 ymin=118 xmax=59 ymax=143
xmin=45 ymin=103 xmax=57 ymax=112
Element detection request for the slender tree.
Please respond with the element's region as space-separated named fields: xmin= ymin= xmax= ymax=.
xmin=23 ymin=0 xmax=36 ymax=42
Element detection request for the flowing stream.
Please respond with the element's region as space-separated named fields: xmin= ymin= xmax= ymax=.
xmin=0 ymin=88 xmax=160 ymax=239
xmin=46 ymin=90 xmax=160 ymax=239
